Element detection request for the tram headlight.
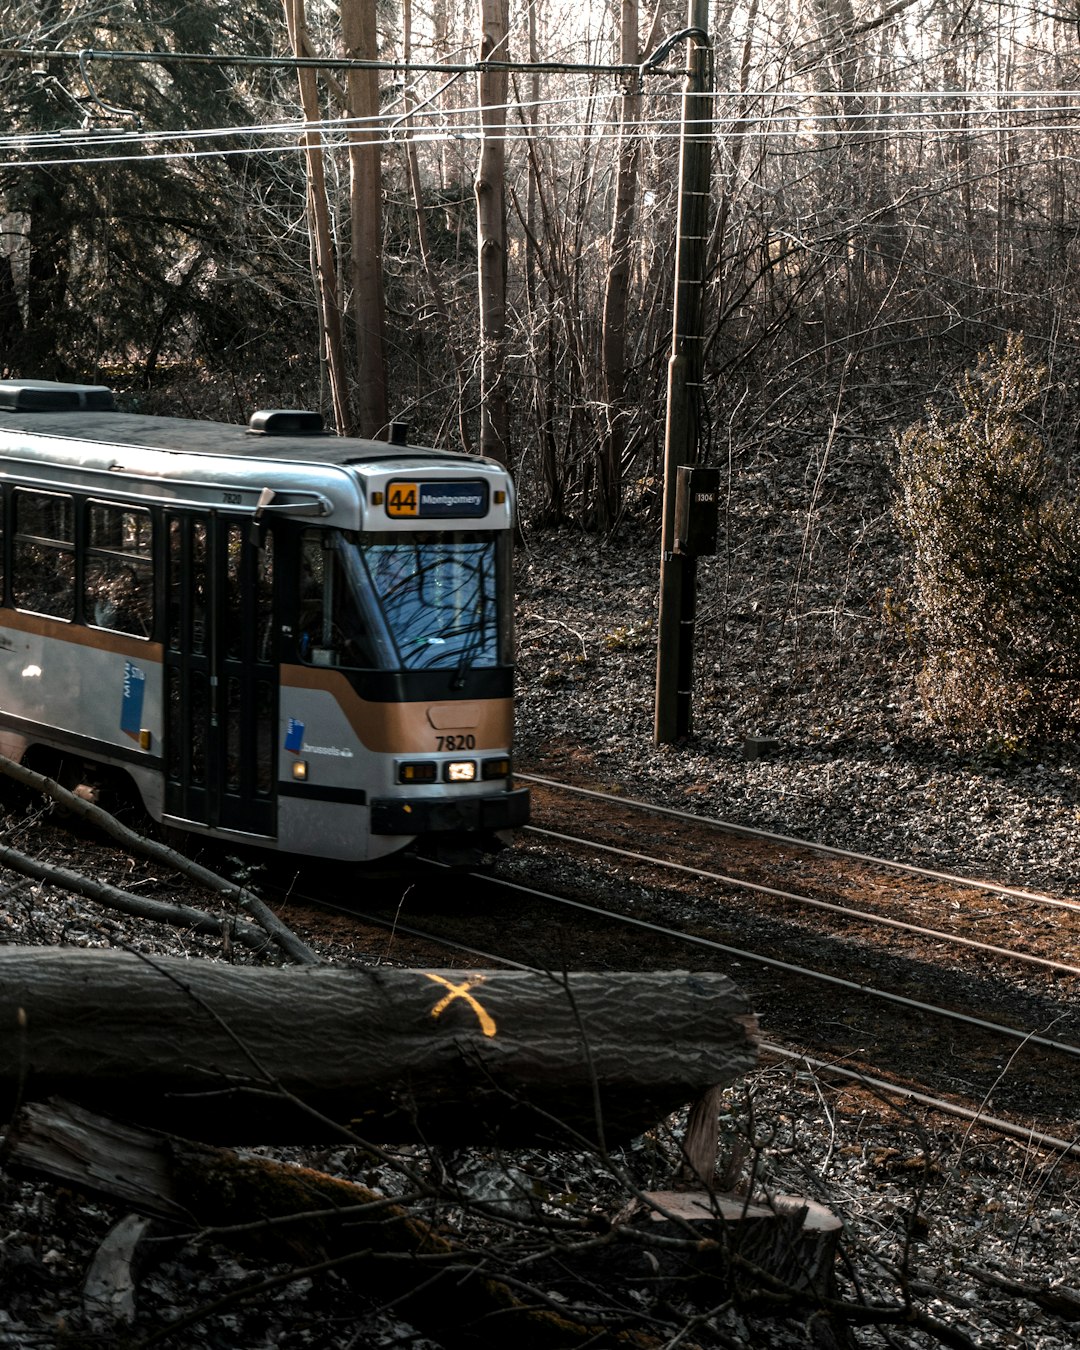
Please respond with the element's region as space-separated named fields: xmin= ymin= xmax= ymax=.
xmin=444 ymin=761 xmax=477 ymax=783
xmin=481 ymin=757 xmax=511 ymax=780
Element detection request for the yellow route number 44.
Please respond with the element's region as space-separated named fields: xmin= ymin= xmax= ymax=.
xmin=387 ymin=482 xmax=419 ymax=517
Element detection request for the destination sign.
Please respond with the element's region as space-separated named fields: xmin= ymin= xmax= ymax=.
xmin=385 ymin=479 xmax=490 ymax=519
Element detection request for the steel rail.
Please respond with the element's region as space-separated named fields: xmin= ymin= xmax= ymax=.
xmin=760 ymin=1044 xmax=1080 ymax=1159
xmin=297 ymin=867 xmax=1080 ymax=1061
xmin=525 ymin=825 xmax=1080 ymax=978
xmin=486 ymin=873 xmax=1080 ymax=1060
xmin=518 ymin=772 xmax=1080 ymax=914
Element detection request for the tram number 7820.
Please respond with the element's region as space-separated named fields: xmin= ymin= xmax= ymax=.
xmin=436 ymin=734 xmax=476 ymax=751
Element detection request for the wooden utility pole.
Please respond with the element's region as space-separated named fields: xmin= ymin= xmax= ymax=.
xmin=654 ymin=2 xmax=712 ymax=744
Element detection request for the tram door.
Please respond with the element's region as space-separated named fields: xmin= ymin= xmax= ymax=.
xmin=163 ymin=513 xmax=278 ymax=837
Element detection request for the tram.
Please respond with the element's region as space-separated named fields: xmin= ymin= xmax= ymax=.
xmin=0 ymin=379 xmax=528 ymax=862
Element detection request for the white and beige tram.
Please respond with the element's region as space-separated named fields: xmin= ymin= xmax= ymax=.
xmin=0 ymin=380 xmax=528 ymax=862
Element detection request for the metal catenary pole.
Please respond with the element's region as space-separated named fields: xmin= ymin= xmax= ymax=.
xmin=654 ymin=0 xmax=712 ymax=745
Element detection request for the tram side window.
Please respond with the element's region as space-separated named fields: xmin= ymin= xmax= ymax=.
xmin=13 ymin=490 xmax=75 ymax=620
xmin=85 ymin=503 xmax=154 ymax=638
xmin=299 ymin=534 xmax=332 ymax=663
xmin=298 ymin=531 xmax=375 ymax=667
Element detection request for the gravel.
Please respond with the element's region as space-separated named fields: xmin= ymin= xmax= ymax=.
xmin=514 ymin=523 xmax=1080 ymax=900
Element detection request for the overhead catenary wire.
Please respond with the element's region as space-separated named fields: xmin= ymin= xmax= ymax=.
xmin=4 ymin=89 xmax=1080 ymax=150
xmin=3 ymin=105 xmax=1080 ymax=172
xmin=5 ymin=43 xmax=1079 ymax=135
xmin=0 ymin=42 xmax=680 ymax=80
xmin=5 ymin=42 xmax=1080 ymax=101
xmin=3 ymin=38 xmax=1080 ymax=171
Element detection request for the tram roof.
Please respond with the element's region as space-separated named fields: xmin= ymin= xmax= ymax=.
xmin=0 ymin=407 xmax=481 ymax=470
xmin=0 ymin=386 xmax=513 ymax=528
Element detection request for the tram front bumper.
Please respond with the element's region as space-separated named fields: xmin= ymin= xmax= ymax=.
xmin=370 ymin=786 xmax=530 ymax=836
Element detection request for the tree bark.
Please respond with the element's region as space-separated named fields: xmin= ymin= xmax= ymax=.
xmin=283 ymin=0 xmax=354 ymax=436
xmin=0 ymin=949 xmax=758 ymax=1145
xmin=341 ymin=0 xmax=389 ymax=438
xmin=475 ymin=0 xmax=511 ymax=466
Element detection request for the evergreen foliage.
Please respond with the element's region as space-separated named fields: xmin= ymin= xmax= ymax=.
xmin=0 ymin=1 xmax=317 ymax=411
xmin=894 ymin=335 xmax=1080 ymax=747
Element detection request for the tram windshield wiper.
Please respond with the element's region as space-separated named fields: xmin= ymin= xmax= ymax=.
xmin=450 ymin=556 xmax=487 ymax=689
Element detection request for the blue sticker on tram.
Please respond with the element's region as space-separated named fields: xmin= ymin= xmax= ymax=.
xmin=120 ymin=662 xmax=146 ymax=740
xmin=285 ymin=718 xmax=305 ymax=753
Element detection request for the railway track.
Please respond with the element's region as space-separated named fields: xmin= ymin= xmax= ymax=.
xmin=267 ymin=773 xmax=1080 ymax=1154
xmin=510 ymin=774 xmax=1080 ymax=1121
xmin=22 ymin=766 xmax=1068 ymax=1156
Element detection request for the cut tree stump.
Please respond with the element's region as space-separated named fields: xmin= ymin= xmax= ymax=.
xmin=640 ymin=1189 xmax=843 ymax=1298
xmin=630 ymin=1189 xmax=850 ymax=1348
xmin=0 ymin=948 xmax=758 ymax=1144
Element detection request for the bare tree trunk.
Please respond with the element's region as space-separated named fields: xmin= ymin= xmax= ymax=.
xmin=402 ymin=0 xmax=472 ymax=452
xmin=476 ymin=0 xmax=510 ymax=466
xmin=598 ymin=0 xmax=642 ymax=528
xmin=283 ymin=0 xmax=353 ymax=435
xmin=341 ymin=0 xmax=389 ymax=438
xmin=520 ymin=5 xmax=562 ymax=519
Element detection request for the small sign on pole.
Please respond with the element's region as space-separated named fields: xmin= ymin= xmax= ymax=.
xmin=675 ymin=465 xmax=720 ymax=557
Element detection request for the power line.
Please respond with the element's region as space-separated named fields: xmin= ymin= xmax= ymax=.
xmin=5 ymin=119 xmax=1080 ymax=173
xmin=3 ymin=84 xmax=1080 ymax=145
xmin=1 ymin=97 xmax=1078 ymax=169
xmin=4 ymin=51 xmax=1080 ymax=172
xmin=0 ymin=42 xmax=689 ymax=81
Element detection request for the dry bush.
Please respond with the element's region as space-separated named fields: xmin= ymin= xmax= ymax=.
xmin=894 ymin=335 xmax=1080 ymax=750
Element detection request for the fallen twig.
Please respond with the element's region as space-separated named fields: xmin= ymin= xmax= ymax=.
xmin=0 ymin=754 xmax=318 ymax=966
xmin=0 ymin=841 xmax=271 ymax=953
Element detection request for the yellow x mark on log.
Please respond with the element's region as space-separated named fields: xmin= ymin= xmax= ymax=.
xmin=424 ymin=973 xmax=497 ymax=1038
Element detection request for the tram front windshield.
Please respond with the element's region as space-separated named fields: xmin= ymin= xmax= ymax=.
xmin=299 ymin=529 xmax=510 ymax=672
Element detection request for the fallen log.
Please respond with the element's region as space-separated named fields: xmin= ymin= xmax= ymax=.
xmin=8 ymin=1099 xmax=661 ymax=1349
xmin=0 ymin=948 xmax=758 ymax=1145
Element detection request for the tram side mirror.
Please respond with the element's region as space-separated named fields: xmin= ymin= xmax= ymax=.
xmin=674 ymin=465 xmax=721 ymax=557
xmin=249 ymin=487 xmax=276 ymax=546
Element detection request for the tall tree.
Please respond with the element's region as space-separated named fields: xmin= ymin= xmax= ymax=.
xmin=401 ymin=0 xmax=473 ymax=452
xmin=341 ymin=0 xmax=389 ymax=437
xmin=0 ymin=0 xmax=319 ymax=409
xmin=598 ymin=0 xmax=642 ymax=527
xmin=284 ymin=0 xmax=353 ymax=435
xmin=475 ymin=0 xmax=510 ymax=466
